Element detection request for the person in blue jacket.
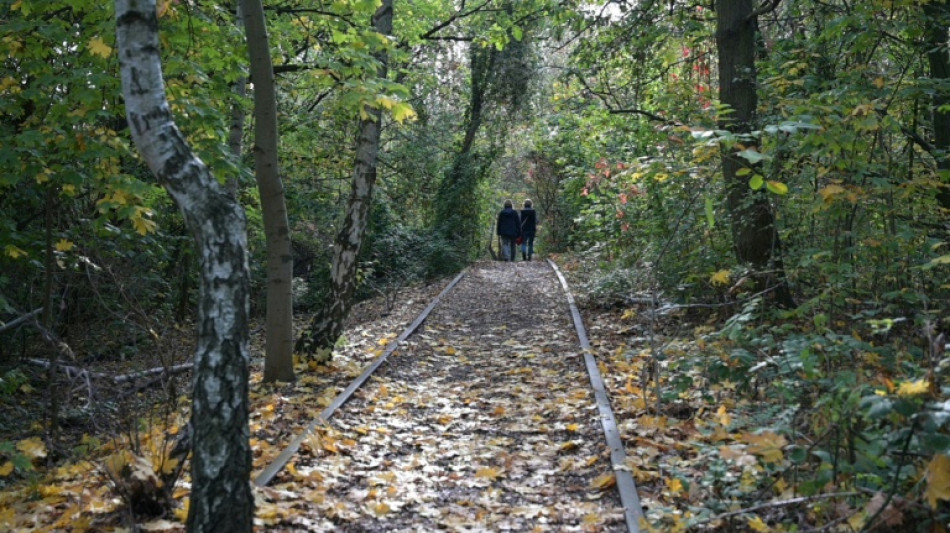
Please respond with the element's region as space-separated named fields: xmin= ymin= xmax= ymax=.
xmin=496 ymin=199 xmax=521 ymax=262
xmin=519 ymin=199 xmax=537 ymax=261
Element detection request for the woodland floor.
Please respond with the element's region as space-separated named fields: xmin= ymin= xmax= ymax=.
xmin=1 ymin=258 xmax=775 ymax=531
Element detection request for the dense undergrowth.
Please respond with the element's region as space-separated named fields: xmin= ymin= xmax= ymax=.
xmin=564 ymin=242 xmax=950 ymax=531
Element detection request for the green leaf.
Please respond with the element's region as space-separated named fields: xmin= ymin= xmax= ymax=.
xmin=736 ymin=167 xmax=752 ymax=176
xmin=736 ymin=148 xmax=768 ymax=164
xmin=766 ymin=181 xmax=789 ymax=195
xmin=923 ymin=254 xmax=950 ymax=270
xmin=704 ymin=196 xmax=715 ymax=228
xmin=749 ymin=175 xmax=764 ymax=190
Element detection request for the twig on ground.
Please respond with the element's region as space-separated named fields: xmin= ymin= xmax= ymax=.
xmin=693 ymin=492 xmax=860 ymax=527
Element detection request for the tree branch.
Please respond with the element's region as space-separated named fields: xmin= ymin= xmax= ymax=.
xmin=749 ymin=0 xmax=782 ymax=20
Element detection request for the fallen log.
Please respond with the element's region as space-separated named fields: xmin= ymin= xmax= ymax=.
xmin=0 ymin=307 xmax=43 ymax=335
xmin=24 ymin=358 xmax=192 ymax=384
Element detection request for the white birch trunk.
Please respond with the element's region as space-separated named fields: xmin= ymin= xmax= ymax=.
xmin=115 ymin=2 xmax=253 ymax=531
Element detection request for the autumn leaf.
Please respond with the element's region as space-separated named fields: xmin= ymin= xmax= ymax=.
xmin=766 ymin=181 xmax=789 ymax=195
xmin=743 ymin=431 xmax=787 ymax=464
xmin=391 ymin=102 xmax=417 ymax=123
xmin=0 ymin=461 xmax=13 ymax=476
xmin=716 ymin=404 xmax=731 ymax=426
xmin=132 ymin=209 xmax=158 ymax=236
xmin=819 ymin=184 xmax=846 ymax=203
xmin=16 ymin=436 xmax=47 ymax=460
xmin=5 ymin=245 xmax=28 ymax=259
xmin=590 ymin=473 xmax=616 ymax=490
xmin=710 ymin=270 xmax=731 ymax=286
xmin=368 ymin=502 xmax=391 ymax=516
xmin=665 ymin=476 xmax=683 ymax=495
xmin=897 ymin=379 xmax=929 ymax=397
xmin=475 ymin=467 xmax=503 ymax=481
xmin=54 ymin=239 xmax=75 ymax=252
xmin=926 ymin=454 xmax=950 ymax=509
xmin=747 ymin=515 xmax=770 ymax=532
xmin=88 ymin=36 xmax=112 ymax=58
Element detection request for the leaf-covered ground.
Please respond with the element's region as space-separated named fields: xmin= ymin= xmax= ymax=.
xmin=258 ymin=260 xmax=625 ymax=531
xmin=7 ymin=258 xmax=912 ymax=532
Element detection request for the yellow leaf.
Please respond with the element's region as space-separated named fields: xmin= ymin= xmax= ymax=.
xmin=88 ymin=36 xmax=112 ymax=58
xmin=819 ymin=184 xmax=845 ymax=203
xmin=743 ymin=431 xmax=787 ymax=464
xmin=445 ymin=346 xmax=457 ymax=355
xmin=174 ymin=498 xmax=189 ymax=521
xmin=873 ymin=77 xmax=885 ymax=89
xmin=747 ymin=515 xmax=771 ymax=532
xmin=0 ymin=461 xmax=13 ymax=476
xmin=717 ymin=405 xmax=731 ymax=426
xmin=566 ymin=423 xmax=580 ymax=432
xmin=926 ymin=454 xmax=950 ymax=508
xmin=710 ymin=269 xmax=731 ymax=286
xmin=375 ymin=96 xmax=397 ymax=110
xmin=391 ymin=102 xmax=417 ymax=123
xmin=0 ymin=77 xmax=19 ymax=92
xmin=475 ymin=467 xmax=502 ymax=481
xmin=4 ymin=245 xmax=27 ymax=259
xmin=132 ymin=211 xmax=158 ymax=236
xmin=897 ymin=379 xmax=929 ymax=397
xmin=621 ymin=309 xmax=636 ymax=320
xmin=665 ymin=477 xmax=683 ymax=495
xmin=16 ymin=436 xmax=47 ymax=459
xmin=591 ymin=473 xmax=616 ymax=490
xmin=369 ymin=502 xmax=391 ymax=516
xmin=55 ymin=239 xmax=75 ymax=252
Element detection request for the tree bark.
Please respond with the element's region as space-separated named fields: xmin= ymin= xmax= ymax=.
xmin=716 ymin=0 xmax=794 ymax=306
xmin=241 ymin=0 xmax=295 ymax=382
xmin=296 ymin=0 xmax=393 ymax=359
xmin=924 ymin=0 xmax=950 ymax=211
xmin=114 ymin=2 xmax=253 ymax=531
xmin=227 ymin=1 xmax=247 ymax=196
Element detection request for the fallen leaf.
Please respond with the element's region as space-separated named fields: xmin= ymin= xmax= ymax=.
xmin=747 ymin=515 xmax=770 ymax=532
xmin=926 ymin=454 xmax=950 ymax=509
xmin=590 ymin=473 xmax=616 ymax=490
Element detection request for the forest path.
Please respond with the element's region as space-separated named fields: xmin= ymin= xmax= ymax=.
xmin=258 ymin=260 xmax=627 ymax=532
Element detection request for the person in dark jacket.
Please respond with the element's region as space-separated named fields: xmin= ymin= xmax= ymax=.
xmin=496 ymin=199 xmax=521 ymax=262
xmin=519 ymin=199 xmax=537 ymax=261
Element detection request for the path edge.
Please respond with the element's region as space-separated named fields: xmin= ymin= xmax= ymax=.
xmin=548 ymin=259 xmax=644 ymax=533
xmin=253 ymin=269 xmax=468 ymax=487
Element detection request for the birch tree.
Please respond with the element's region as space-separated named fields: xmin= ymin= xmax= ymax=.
xmin=115 ymin=1 xmax=254 ymax=530
xmin=296 ymin=0 xmax=393 ymax=360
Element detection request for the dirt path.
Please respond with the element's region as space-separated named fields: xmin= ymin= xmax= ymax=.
xmin=259 ymin=261 xmax=626 ymax=532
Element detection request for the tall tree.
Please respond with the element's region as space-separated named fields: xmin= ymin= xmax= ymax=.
xmin=716 ymin=0 xmax=793 ymax=306
xmin=114 ymin=1 xmax=254 ymax=531
xmin=296 ymin=0 xmax=394 ymax=360
xmin=241 ymin=0 xmax=295 ymax=382
xmin=923 ymin=0 xmax=950 ymax=211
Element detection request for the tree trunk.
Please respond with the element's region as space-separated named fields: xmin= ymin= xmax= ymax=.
xmin=115 ymin=2 xmax=253 ymax=531
xmin=716 ymin=0 xmax=794 ymax=306
xmin=296 ymin=0 xmax=393 ymax=359
xmin=241 ymin=0 xmax=295 ymax=382
xmin=227 ymin=1 xmax=247 ymax=196
xmin=924 ymin=0 xmax=950 ymax=211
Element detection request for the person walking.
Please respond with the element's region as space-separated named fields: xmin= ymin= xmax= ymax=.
xmin=519 ymin=199 xmax=537 ymax=261
xmin=496 ymin=199 xmax=521 ymax=262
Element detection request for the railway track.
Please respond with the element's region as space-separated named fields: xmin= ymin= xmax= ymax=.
xmin=254 ymin=260 xmax=643 ymax=532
